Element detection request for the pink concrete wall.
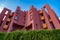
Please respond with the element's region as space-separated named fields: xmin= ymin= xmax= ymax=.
xmin=0 ymin=4 xmax=60 ymax=32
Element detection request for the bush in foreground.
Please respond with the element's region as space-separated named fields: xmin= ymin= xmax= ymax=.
xmin=0 ymin=29 xmax=60 ymax=40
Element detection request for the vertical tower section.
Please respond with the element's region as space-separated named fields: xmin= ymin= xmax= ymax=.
xmin=7 ymin=6 xmax=25 ymax=32
xmin=40 ymin=8 xmax=52 ymax=29
xmin=44 ymin=4 xmax=60 ymax=29
xmin=0 ymin=8 xmax=11 ymax=26
xmin=25 ymin=5 xmax=42 ymax=30
xmin=0 ymin=8 xmax=13 ymax=32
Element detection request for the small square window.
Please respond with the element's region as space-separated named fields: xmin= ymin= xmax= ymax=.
xmin=14 ymin=15 xmax=18 ymax=20
xmin=41 ymin=13 xmax=43 ymax=16
xmin=5 ymin=11 xmax=8 ymax=14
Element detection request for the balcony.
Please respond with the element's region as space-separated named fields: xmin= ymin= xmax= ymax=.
xmin=41 ymin=16 xmax=44 ymax=20
xmin=42 ymin=23 xmax=47 ymax=29
xmin=7 ymin=18 xmax=11 ymax=22
xmin=39 ymin=10 xmax=43 ymax=14
xmin=9 ymin=13 xmax=12 ymax=16
xmin=3 ymin=25 xmax=8 ymax=30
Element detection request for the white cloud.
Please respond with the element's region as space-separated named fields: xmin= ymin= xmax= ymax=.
xmin=0 ymin=4 xmax=5 ymax=13
xmin=59 ymin=17 xmax=60 ymax=20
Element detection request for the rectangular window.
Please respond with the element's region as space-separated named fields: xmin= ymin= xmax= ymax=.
xmin=30 ymin=15 xmax=32 ymax=21
xmin=5 ymin=11 xmax=8 ymax=14
xmin=41 ymin=13 xmax=43 ymax=16
xmin=14 ymin=15 xmax=18 ymax=20
xmin=6 ymin=22 xmax=9 ymax=25
xmin=42 ymin=20 xmax=45 ymax=23
xmin=3 ymin=16 xmax=6 ymax=21
xmin=50 ymin=22 xmax=55 ymax=29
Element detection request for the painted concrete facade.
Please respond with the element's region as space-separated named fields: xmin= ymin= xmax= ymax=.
xmin=0 ymin=4 xmax=60 ymax=32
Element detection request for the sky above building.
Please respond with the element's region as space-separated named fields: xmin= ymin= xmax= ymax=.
xmin=0 ymin=0 xmax=60 ymax=18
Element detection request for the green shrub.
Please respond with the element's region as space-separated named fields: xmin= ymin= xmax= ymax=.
xmin=0 ymin=32 xmax=6 ymax=40
xmin=0 ymin=29 xmax=60 ymax=40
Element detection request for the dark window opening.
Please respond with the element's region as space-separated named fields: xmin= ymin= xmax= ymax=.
xmin=6 ymin=22 xmax=9 ymax=25
xmin=42 ymin=20 xmax=45 ymax=23
xmin=9 ymin=16 xmax=11 ymax=18
xmin=12 ymin=23 xmax=24 ymax=31
xmin=36 ymin=24 xmax=37 ymax=26
xmin=40 ymin=13 xmax=43 ymax=16
xmin=36 ymin=24 xmax=38 ymax=29
xmin=0 ymin=21 xmax=3 ymax=26
xmin=50 ymin=22 xmax=55 ymax=29
xmin=25 ymin=24 xmax=32 ymax=30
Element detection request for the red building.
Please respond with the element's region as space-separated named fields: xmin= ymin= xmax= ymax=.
xmin=0 ymin=4 xmax=60 ymax=32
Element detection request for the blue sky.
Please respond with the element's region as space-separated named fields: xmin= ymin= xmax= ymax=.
xmin=0 ymin=0 xmax=60 ymax=18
